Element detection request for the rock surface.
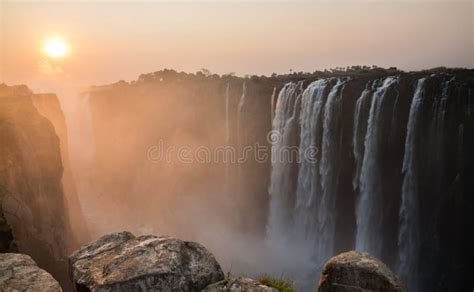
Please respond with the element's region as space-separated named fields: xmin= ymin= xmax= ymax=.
xmin=203 ymin=277 xmax=277 ymax=291
xmin=0 ymin=84 xmax=72 ymax=288
xmin=317 ymin=251 xmax=407 ymax=292
xmin=32 ymin=93 xmax=90 ymax=249
xmin=69 ymin=231 xmax=225 ymax=291
xmin=0 ymin=253 xmax=62 ymax=291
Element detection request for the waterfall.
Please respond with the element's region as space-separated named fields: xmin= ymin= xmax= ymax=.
xmin=224 ymin=83 xmax=230 ymax=188
xmin=225 ymin=83 xmax=230 ymax=147
xmin=355 ymin=76 xmax=398 ymax=258
xmin=315 ymin=79 xmax=346 ymax=265
xmin=398 ymin=77 xmax=426 ymax=292
xmin=264 ymin=74 xmax=472 ymax=292
xmin=267 ymin=79 xmax=348 ymax=283
xmin=267 ymin=81 xmax=303 ymax=243
xmin=237 ymin=82 xmax=247 ymax=140
xmin=271 ymin=87 xmax=276 ymax=123
xmin=352 ymin=84 xmax=373 ymax=191
xmin=293 ymin=79 xmax=328 ymax=245
xmin=236 ymin=82 xmax=247 ymax=196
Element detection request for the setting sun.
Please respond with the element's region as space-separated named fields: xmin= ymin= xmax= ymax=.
xmin=43 ymin=37 xmax=68 ymax=58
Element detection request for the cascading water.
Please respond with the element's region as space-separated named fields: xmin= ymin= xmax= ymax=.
xmin=236 ymin=82 xmax=247 ymax=195
xmin=397 ymin=77 xmax=426 ymax=292
xmin=355 ymin=76 xmax=398 ymax=258
xmin=314 ymin=79 xmax=346 ymax=266
xmin=267 ymin=81 xmax=303 ymax=244
xmin=267 ymin=79 xmax=350 ymax=289
xmin=225 ymin=83 xmax=230 ymax=148
xmin=352 ymin=85 xmax=373 ymax=191
xmin=270 ymin=87 xmax=276 ymax=123
xmin=224 ymin=83 xmax=230 ymax=189
xmin=293 ymin=79 xmax=328 ymax=245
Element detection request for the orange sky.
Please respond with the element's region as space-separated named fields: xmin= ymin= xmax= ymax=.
xmin=1 ymin=1 xmax=473 ymax=89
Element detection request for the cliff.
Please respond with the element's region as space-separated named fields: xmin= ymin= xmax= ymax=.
xmin=0 ymin=84 xmax=76 ymax=289
xmin=31 ymin=93 xmax=90 ymax=248
xmin=83 ymin=73 xmax=275 ymax=239
xmin=83 ymin=68 xmax=474 ymax=291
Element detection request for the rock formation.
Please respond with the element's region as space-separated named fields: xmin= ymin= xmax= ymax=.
xmin=0 ymin=84 xmax=74 ymax=289
xmin=0 ymin=253 xmax=62 ymax=291
xmin=317 ymin=251 xmax=407 ymax=292
xmin=204 ymin=276 xmax=277 ymax=291
xmin=69 ymin=231 xmax=225 ymax=291
xmin=31 ymin=93 xmax=90 ymax=248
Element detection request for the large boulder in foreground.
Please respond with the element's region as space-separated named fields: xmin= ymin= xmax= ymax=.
xmin=0 ymin=253 xmax=62 ymax=291
xmin=204 ymin=276 xmax=277 ymax=291
xmin=317 ymin=251 xmax=407 ymax=292
xmin=69 ymin=231 xmax=224 ymax=291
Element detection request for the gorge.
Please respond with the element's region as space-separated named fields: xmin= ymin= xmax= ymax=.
xmin=1 ymin=68 xmax=473 ymax=291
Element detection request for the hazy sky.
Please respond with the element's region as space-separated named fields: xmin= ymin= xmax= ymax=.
xmin=1 ymin=0 xmax=473 ymax=87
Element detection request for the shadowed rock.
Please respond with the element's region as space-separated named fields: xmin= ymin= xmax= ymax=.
xmin=0 ymin=253 xmax=62 ymax=291
xmin=317 ymin=251 xmax=407 ymax=292
xmin=204 ymin=276 xmax=277 ymax=291
xmin=69 ymin=231 xmax=224 ymax=291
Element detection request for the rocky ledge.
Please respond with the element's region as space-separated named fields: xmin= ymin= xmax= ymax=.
xmin=317 ymin=251 xmax=407 ymax=292
xmin=69 ymin=231 xmax=225 ymax=291
xmin=0 ymin=253 xmax=62 ymax=291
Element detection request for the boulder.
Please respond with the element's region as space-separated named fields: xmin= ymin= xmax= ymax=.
xmin=204 ymin=276 xmax=277 ymax=291
xmin=69 ymin=231 xmax=224 ymax=291
xmin=317 ymin=251 xmax=407 ymax=292
xmin=0 ymin=253 xmax=62 ymax=291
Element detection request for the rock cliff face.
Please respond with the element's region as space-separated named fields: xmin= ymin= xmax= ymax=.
xmin=0 ymin=253 xmax=62 ymax=291
xmin=69 ymin=231 xmax=224 ymax=291
xmin=317 ymin=251 xmax=407 ymax=292
xmin=83 ymin=73 xmax=274 ymax=239
xmin=31 ymin=93 xmax=90 ymax=249
xmin=0 ymin=84 xmax=76 ymax=289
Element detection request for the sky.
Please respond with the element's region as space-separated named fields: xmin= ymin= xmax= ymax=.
xmin=1 ymin=0 xmax=473 ymax=88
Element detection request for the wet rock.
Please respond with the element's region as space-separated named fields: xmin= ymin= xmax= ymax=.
xmin=69 ymin=231 xmax=224 ymax=291
xmin=203 ymin=276 xmax=277 ymax=291
xmin=317 ymin=251 xmax=407 ymax=292
xmin=0 ymin=253 xmax=62 ymax=291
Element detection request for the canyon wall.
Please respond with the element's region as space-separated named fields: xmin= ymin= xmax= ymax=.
xmin=31 ymin=93 xmax=90 ymax=247
xmin=83 ymin=69 xmax=473 ymax=291
xmin=0 ymin=84 xmax=78 ymax=289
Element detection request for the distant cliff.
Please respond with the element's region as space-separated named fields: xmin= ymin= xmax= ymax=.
xmin=84 ymin=68 xmax=474 ymax=292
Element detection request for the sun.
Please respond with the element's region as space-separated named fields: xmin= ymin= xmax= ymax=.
xmin=43 ymin=37 xmax=69 ymax=59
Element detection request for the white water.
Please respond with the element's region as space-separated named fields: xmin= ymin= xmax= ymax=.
xmin=315 ymin=79 xmax=346 ymax=267
xmin=225 ymin=83 xmax=230 ymax=147
xmin=355 ymin=76 xmax=398 ymax=258
xmin=267 ymin=79 xmax=350 ymax=289
xmin=293 ymin=79 xmax=328 ymax=245
xmin=397 ymin=77 xmax=426 ymax=292
xmin=352 ymin=85 xmax=372 ymax=191
xmin=236 ymin=82 xmax=247 ymax=196
xmin=267 ymin=81 xmax=303 ymax=243
xmin=270 ymin=87 xmax=276 ymax=123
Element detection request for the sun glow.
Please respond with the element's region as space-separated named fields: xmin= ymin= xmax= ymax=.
xmin=43 ymin=37 xmax=68 ymax=58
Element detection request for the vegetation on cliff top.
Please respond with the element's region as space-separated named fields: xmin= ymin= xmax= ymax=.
xmin=92 ymin=66 xmax=474 ymax=91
